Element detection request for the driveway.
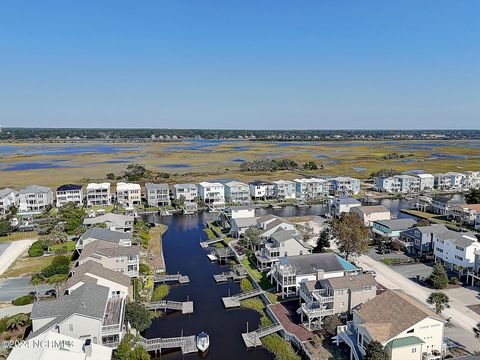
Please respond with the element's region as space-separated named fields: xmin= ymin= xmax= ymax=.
xmin=389 ymin=262 xmax=433 ymax=281
xmin=355 ymin=254 xmax=480 ymax=352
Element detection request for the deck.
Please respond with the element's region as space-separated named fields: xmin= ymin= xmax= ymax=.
xmin=200 ymin=237 xmax=224 ymax=248
xmin=146 ymin=300 xmax=194 ymax=314
xmin=139 ymin=335 xmax=198 ymax=354
xmin=222 ymin=289 xmax=264 ymax=308
xmin=154 ymin=273 xmax=190 ymax=284
xmin=241 ymin=323 xmax=283 ymax=347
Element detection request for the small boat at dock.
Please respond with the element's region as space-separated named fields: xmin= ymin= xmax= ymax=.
xmin=196 ymin=332 xmax=210 ymax=352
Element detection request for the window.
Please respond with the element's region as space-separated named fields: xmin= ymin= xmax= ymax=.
xmin=455 ymin=255 xmax=463 ymax=261
xmin=412 ymin=348 xmax=417 ymax=353
xmin=407 ymin=328 xmax=414 ymax=333
xmin=69 ymin=324 xmax=74 ymax=332
xmin=340 ymin=302 xmax=344 ymax=307
xmin=456 ymin=246 xmax=465 ymax=252
xmin=364 ymin=286 xmax=371 ymax=291
xmin=337 ymin=290 xmax=344 ymax=296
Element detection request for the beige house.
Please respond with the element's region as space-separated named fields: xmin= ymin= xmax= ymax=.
xmin=116 ymin=182 xmax=141 ymax=208
xmin=336 ymin=289 xmax=445 ymax=360
xmin=351 ymin=205 xmax=391 ymax=227
xmin=83 ymin=213 xmax=134 ymax=232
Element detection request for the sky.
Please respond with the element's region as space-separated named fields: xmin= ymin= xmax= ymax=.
xmin=0 ymin=1 xmax=479 ymax=130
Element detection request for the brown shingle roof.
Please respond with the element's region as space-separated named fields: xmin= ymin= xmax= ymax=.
xmin=354 ymin=205 xmax=390 ymax=215
xmin=354 ymin=290 xmax=444 ymax=343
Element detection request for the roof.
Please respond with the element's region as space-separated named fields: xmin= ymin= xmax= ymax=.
xmin=86 ymin=182 xmax=110 ymax=189
xmin=56 ymin=184 xmax=82 ymax=191
xmin=353 ymin=205 xmax=390 ymax=215
xmin=256 ymin=214 xmax=280 ymax=224
xmin=80 ymin=227 xmax=132 ymax=243
xmin=0 ymin=188 xmax=17 ymax=197
xmin=320 ymin=274 xmax=377 ymax=290
xmin=412 ymin=224 xmax=449 ymax=235
xmin=225 ymin=180 xmax=249 ymax=187
xmin=431 ymin=196 xmax=463 ymax=205
xmin=20 ymin=185 xmax=51 ymax=194
xmin=374 ymin=218 xmax=417 ymax=231
xmin=272 ymin=180 xmax=295 ymax=185
xmin=173 ymin=183 xmax=197 ymax=189
xmin=116 ymin=182 xmax=141 ymax=190
xmin=294 ymin=178 xmax=326 ymax=184
xmin=145 ymin=183 xmax=169 ymax=191
xmin=198 ymin=181 xmax=224 ymax=187
xmin=354 ymin=289 xmax=444 ymax=343
xmin=79 ymin=240 xmax=139 ymax=262
xmin=278 ymin=253 xmax=354 ymax=275
xmin=66 ymin=260 xmax=131 ymax=289
xmin=386 ymin=336 xmax=424 ymax=349
xmin=435 ymin=230 xmax=477 ymax=247
xmin=83 ymin=213 xmax=134 ymax=228
xmin=455 ymin=203 xmax=480 ymax=212
xmin=226 ymin=205 xmax=255 ymax=211
xmin=232 ymin=217 xmax=258 ymax=228
xmin=249 ymin=180 xmax=272 ymax=186
xmin=416 ymin=173 xmax=434 ymax=178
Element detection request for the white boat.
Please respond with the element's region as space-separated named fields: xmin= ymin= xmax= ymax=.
xmin=196 ymin=332 xmax=209 ymax=352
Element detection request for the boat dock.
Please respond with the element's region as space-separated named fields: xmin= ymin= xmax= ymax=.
xmin=139 ymin=335 xmax=198 ymax=354
xmin=147 ymin=300 xmax=194 ymax=314
xmin=212 ymin=247 xmax=235 ymax=262
xmin=213 ymin=265 xmax=248 ymax=283
xmin=241 ymin=323 xmax=283 ymax=348
xmin=154 ymin=273 xmax=190 ymax=284
xmin=222 ymin=288 xmax=264 ymax=308
xmin=200 ymin=237 xmax=224 ymax=248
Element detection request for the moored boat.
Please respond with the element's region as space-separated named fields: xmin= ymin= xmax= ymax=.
xmin=196 ymin=332 xmax=209 ymax=352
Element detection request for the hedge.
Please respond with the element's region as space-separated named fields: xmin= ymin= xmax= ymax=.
xmin=12 ymin=294 xmax=35 ymax=306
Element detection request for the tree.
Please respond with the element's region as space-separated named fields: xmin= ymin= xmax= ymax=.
xmin=106 ymin=172 xmax=115 ymax=180
xmin=473 ymin=323 xmax=480 ymax=338
xmin=322 ymin=314 xmax=341 ymax=336
xmin=427 ymin=263 xmax=449 ymax=289
xmin=313 ymin=228 xmax=330 ymax=253
xmin=303 ymin=161 xmax=318 ymax=170
xmin=113 ymin=333 xmax=150 ymax=360
xmin=241 ymin=226 xmax=262 ymax=250
xmin=125 ymin=302 xmax=153 ymax=332
xmin=416 ymin=219 xmax=431 ymax=227
xmin=31 ymin=273 xmax=44 ymax=300
xmin=48 ymin=274 xmax=69 ymax=298
xmin=369 ymin=169 xmax=401 ymax=179
xmin=427 ymin=291 xmax=450 ymax=315
xmin=0 ymin=219 xmax=13 ymax=237
xmin=365 ymin=340 xmax=390 ymax=360
xmin=466 ymin=189 xmax=480 ymax=204
xmin=58 ymin=202 xmax=86 ymax=234
xmin=296 ymin=223 xmax=314 ymax=241
xmin=41 ymin=230 xmax=68 ymax=253
xmin=6 ymin=313 xmax=30 ymax=331
xmin=125 ymin=164 xmax=148 ymax=181
xmin=330 ymin=213 xmax=369 ymax=261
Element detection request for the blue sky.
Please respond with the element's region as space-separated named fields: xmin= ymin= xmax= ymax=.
xmin=0 ymin=1 xmax=479 ymax=129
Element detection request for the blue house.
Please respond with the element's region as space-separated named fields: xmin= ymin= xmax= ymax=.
xmin=400 ymin=224 xmax=449 ymax=255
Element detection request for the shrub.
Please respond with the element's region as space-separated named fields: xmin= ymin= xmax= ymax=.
xmin=151 ymin=284 xmax=169 ymax=301
xmin=323 ymin=315 xmax=342 ymax=336
xmin=40 ymin=264 xmax=69 ymax=278
xmin=262 ymin=333 xmax=301 ymax=360
xmin=28 ymin=240 xmax=45 ymax=257
xmin=125 ymin=302 xmax=153 ymax=332
xmin=427 ymin=263 xmax=449 ymax=289
xmin=139 ymin=263 xmax=152 ymax=276
xmin=12 ymin=295 xmax=35 ymax=306
xmin=449 ymin=277 xmax=460 ymax=285
xmin=51 ymin=255 xmax=70 ymax=267
xmin=240 ymin=278 xmax=254 ymax=293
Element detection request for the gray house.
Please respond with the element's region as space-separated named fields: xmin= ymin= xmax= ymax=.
xmin=145 ymin=183 xmax=171 ymax=207
xmin=76 ymin=227 xmax=132 ymax=251
xmin=400 ymin=224 xmax=449 ymax=255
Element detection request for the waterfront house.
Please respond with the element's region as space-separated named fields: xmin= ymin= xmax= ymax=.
xmin=249 ymin=180 xmax=275 ymax=200
xmin=83 ymin=213 xmax=134 ymax=232
xmin=29 ymin=282 xmax=125 ymax=348
xmin=272 ymin=180 xmax=296 ymax=199
xmin=145 ymin=183 xmax=171 ymax=207
xmin=415 ymin=195 xmax=433 ymax=212
xmin=0 ymin=188 xmax=19 ymax=215
xmin=464 ymin=171 xmax=480 ymax=189
xmin=76 ymin=227 xmax=132 ymax=251
xmin=18 ymin=185 xmax=53 ymax=214
xmin=433 ymin=230 xmax=479 ymax=272
xmin=198 ymin=181 xmax=225 ymax=210
xmin=9 ymin=330 xmax=113 ymax=360
xmin=231 ymin=217 xmax=258 ymax=238
xmin=372 ymin=218 xmax=417 ymax=240
xmin=224 ymin=181 xmax=251 ymax=203
xmin=222 ymin=205 xmax=257 ymax=236
xmin=351 ymin=205 xmax=391 ymax=227
xmin=416 ymin=173 xmax=435 ymax=191
xmin=298 ymin=274 xmax=377 ymax=330
xmin=445 ymin=172 xmax=466 ymax=189
xmin=256 ymin=214 xmax=296 ymax=238
xmin=336 ymin=289 xmax=445 ymax=360
xmin=328 ymin=177 xmax=361 ymax=196
xmin=56 ymin=184 xmax=83 ymax=208
xmin=255 ymin=229 xmax=312 ymax=269
xmin=397 ymin=175 xmax=420 ymax=192
xmin=116 ymin=182 xmax=141 ymax=208
xmin=430 ymin=196 xmax=464 ymax=215
xmin=329 ymin=196 xmax=361 ymax=217
xmin=374 ymin=176 xmax=401 ymax=193
xmin=433 ymin=173 xmax=452 ymax=190
xmin=269 ymin=253 xmax=358 ymax=298
xmin=400 ymin=224 xmax=449 ymax=256
xmin=172 ymin=183 xmax=198 ymax=201
xmin=448 ymin=203 xmax=480 ymax=226
xmin=294 ymin=178 xmax=328 ymax=199
xmin=78 ymin=239 xmax=140 ymax=277
xmin=86 ymin=183 xmax=111 ymax=207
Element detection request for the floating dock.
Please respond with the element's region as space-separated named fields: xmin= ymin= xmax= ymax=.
xmin=222 ymin=288 xmax=264 ymax=308
xmin=146 ymin=300 xmax=194 ymax=314
xmin=154 ymin=273 xmax=190 ymax=284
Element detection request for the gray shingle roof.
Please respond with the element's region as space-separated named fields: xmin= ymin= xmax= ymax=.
xmin=374 ymin=218 xmax=417 ymax=231
xmin=278 ymin=253 xmax=346 ymax=275
xmin=80 ymin=227 xmax=132 ymax=244
xmin=232 ymin=217 xmax=258 ymax=228
xmin=436 ymin=230 xmax=477 ymax=247
xmin=66 ymin=260 xmax=131 ymax=289
xmin=79 ymin=240 xmax=139 ymax=262
xmin=83 ymin=213 xmax=134 ymax=228
xmin=320 ymin=274 xmax=377 ymax=290
xmin=20 ymin=185 xmax=51 ymax=194
xmin=145 ymin=183 xmax=169 ymax=191
xmin=0 ymin=188 xmax=17 ymax=197
xmin=415 ymin=224 xmax=449 ymax=234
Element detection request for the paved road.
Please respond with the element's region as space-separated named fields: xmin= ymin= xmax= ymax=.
xmin=0 ymin=276 xmax=53 ymax=302
xmin=0 ymin=304 xmax=33 ymax=317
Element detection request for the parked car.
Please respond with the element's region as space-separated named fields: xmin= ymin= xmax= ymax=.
xmin=363 ymin=269 xmax=377 ymax=277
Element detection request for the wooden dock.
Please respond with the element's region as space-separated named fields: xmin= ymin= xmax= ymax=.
xmin=154 ymin=273 xmax=190 ymax=284
xmin=200 ymin=237 xmax=224 ymax=248
xmin=222 ymin=288 xmax=264 ymax=308
xmin=241 ymin=323 xmax=283 ymax=348
xmin=139 ymin=335 xmax=198 ymax=354
xmin=213 ymin=265 xmax=248 ymax=283
xmin=146 ymin=300 xmax=194 ymax=314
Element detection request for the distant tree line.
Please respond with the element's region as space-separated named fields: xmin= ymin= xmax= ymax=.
xmin=239 ymin=159 xmax=298 ymax=172
xmin=369 ymin=168 xmax=401 ymax=178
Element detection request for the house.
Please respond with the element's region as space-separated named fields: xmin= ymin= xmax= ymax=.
xmin=19 ymin=185 xmax=54 ymax=214
xmin=433 ymin=173 xmax=452 ymax=190
xmin=336 ymin=289 xmax=445 ymax=360
xmin=221 ymin=205 xmax=256 ymax=236
xmin=83 ymin=213 xmax=134 ymax=232
xmin=172 ymin=183 xmax=198 ymax=201
xmin=328 ymin=177 xmax=361 ymax=196
xmin=416 ymin=173 xmax=435 ymax=191
xmin=415 ymin=195 xmax=433 ymax=212
xmin=372 ymin=218 xmax=417 ymax=240
xmin=0 ymin=188 xmax=19 ymax=215
xmin=78 ymin=240 xmax=140 ymax=277
xmin=249 ymin=180 xmax=275 ymax=199
xmin=430 ymin=196 xmax=464 ymax=215
xmin=255 ymin=229 xmax=312 ymax=269
xmin=397 ymin=175 xmax=420 ymax=192
xmin=329 ymin=196 xmax=361 ymax=217
xmin=294 ymin=178 xmax=327 ymax=199
xmin=272 ymin=180 xmax=296 ymax=199
xmin=298 ymin=274 xmax=377 ymax=330
xmin=466 ymin=250 xmax=480 ymax=286
xmin=197 ymin=181 xmax=225 ymax=210
xmin=256 ymin=214 xmax=296 ymax=238
xmin=448 ymin=203 xmax=480 ymax=226
xmin=29 ymin=282 xmax=125 ymax=348
xmin=464 ymin=171 xmax=480 ymax=189
xmin=351 ymin=205 xmax=391 ymax=227
xmin=56 ymin=184 xmax=83 ymax=208
xmin=224 ymin=181 xmax=251 ymax=203
xmin=433 ymin=230 xmax=479 ymax=272
xmin=444 ymin=172 xmax=466 ymax=189
xmin=183 ymin=201 xmax=198 ymax=214
xmin=65 ymin=260 xmax=131 ymax=299
xmin=400 ymin=224 xmax=449 ymax=256
xmin=269 ymin=253 xmax=358 ymax=298
xmin=86 ymin=183 xmax=111 ymax=207
xmin=116 ymin=182 xmax=141 ymax=208
xmin=231 ymin=217 xmax=258 ymax=238
xmin=145 ymin=183 xmax=170 ymax=207
xmin=375 ymin=177 xmax=401 ymax=193
xmin=8 ymin=330 xmax=113 ymax=360
xmin=477 ymin=213 xmax=480 ymax=230
xmin=76 ymin=227 xmax=132 ymax=251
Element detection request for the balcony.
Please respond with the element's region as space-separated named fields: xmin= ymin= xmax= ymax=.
xmin=422 ymin=350 xmax=442 ymax=360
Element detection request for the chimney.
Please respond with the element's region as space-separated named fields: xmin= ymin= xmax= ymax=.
xmin=84 ymin=339 xmax=92 ymax=357
xmin=316 ymin=269 xmax=325 ymax=280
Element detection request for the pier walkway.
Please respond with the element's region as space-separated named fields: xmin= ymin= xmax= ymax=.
xmin=153 ymin=273 xmax=190 ymax=284
xmin=241 ymin=323 xmax=283 ymax=347
xmin=200 ymin=237 xmax=224 ymax=248
xmin=146 ymin=300 xmax=194 ymax=314
xmin=213 ymin=264 xmax=248 ymax=283
xmin=139 ymin=335 xmax=198 ymax=354
xmin=222 ymin=289 xmax=264 ymax=308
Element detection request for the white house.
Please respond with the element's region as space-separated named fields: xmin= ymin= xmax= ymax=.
xmin=197 ymin=181 xmax=225 ymax=210
xmin=374 ymin=177 xmax=401 ymax=193
xmin=56 ymin=184 xmax=83 ymax=207
xmin=329 ymin=196 xmax=361 ymax=217
xmin=116 ymin=182 xmax=141 ymax=208
xmin=224 ymin=181 xmax=251 ymax=203
xmin=448 ymin=203 xmax=480 ymax=226
xmin=433 ymin=230 xmax=480 ymax=271
xmin=172 ymin=183 xmax=198 ymax=201
xmin=464 ymin=171 xmax=480 ymax=189
xmin=0 ymin=188 xmax=19 ymax=215
xmin=294 ymin=178 xmax=327 ymax=199
xmin=272 ymin=180 xmax=296 ymax=199
xmin=249 ymin=181 xmax=275 ymax=199
xmin=145 ymin=183 xmax=170 ymax=207
xmin=19 ymin=185 xmax=53 ymax=214
xmin=86 ymin=183 xmax=111 ymax=207
xmin=351 ymin=205 xmax=391 ymax=227
xmin=445 ymin=172 xmax=466 ymax=189
xmin=433 ymin=173 xmax=452 ymax=190
xmin=416 ymin=173 xmax=435 ymax=191
xmin=328 ymin=177 xmax=361 ymax=195
xmin=336 ymin=289 xmax=445 ymax=360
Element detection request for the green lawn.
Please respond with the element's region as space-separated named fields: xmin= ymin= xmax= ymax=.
xmin=2 ymin=255 xmax=54 ymax=278
xmin=240 ymin=258 xmax=273 ymax=290
xmin=50 ymin=241 xmax=76 ymax=252
xmin=0 ymin=231 xmax=38 ymax=244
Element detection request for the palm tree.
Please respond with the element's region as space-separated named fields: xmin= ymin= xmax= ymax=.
xmin=6 ymin=313 xmax=29 ymax=331
xmin=30 ymin=273 xmax=44 ymax=300
xmin=427 ymin=291 xmax=450 ymax=315
xmin=473 ymin=323 xmax=480 ymax=338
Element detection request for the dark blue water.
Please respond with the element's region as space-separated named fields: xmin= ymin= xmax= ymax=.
xmin=0 ymin=144 xmax=141 ymax=156
xmin=157 ymin=164 xmax=192 ymax=169
xmin=1 ymin=162 xmax=72 ymax=171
